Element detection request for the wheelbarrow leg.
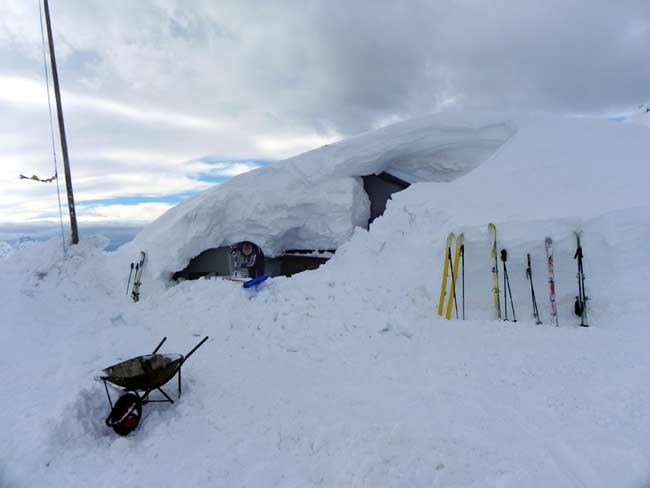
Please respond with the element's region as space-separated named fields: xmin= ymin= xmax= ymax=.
xmin=157 ymin=387 xmax=174 ymax=403
xmin=103 ymin=379 xmax=114 ymax=409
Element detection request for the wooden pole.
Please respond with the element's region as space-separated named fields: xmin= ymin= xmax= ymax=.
xmin=43 ymin=0 xmax=79 ymax=244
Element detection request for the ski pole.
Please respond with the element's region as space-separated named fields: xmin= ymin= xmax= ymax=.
xmin=501 ymin=249 xmax=517 ymax=322
xmin=579 ymin=257 xmax=588 ymax=326
xmin=505 ymin=264 xmax=517 ymax=322
xmin=526 ymin=254 xmax=541 ymax=324
xmin=574 ymin=237 xmax=589 ymax=327
xmin=501 ymin=250 xmax=508 ymax=321
xmin=461 ymin=243 xmax=465 ymax=320
xmin=447 ymin=250 xmax=459 ymax=319
xmin=126 ymin=262 xmax=134 ymax=295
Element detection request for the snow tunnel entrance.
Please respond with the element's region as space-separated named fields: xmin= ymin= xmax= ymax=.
xmin=172 ymin=246 xmax=233 ymax=280
xmin=172 ymin=244 xmax=333 ymax=281
xmin=362 ymin=172 xmax=410 ymax=225
xmin=265 ymin=250 xmax=333 ymax=277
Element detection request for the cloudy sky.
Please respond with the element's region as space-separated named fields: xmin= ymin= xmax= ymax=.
xmin=1 ymin=1 xmax=649 ymax=235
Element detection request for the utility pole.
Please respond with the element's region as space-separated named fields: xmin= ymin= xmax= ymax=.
xmin=43 ymin=0 xmax=79 ymax=244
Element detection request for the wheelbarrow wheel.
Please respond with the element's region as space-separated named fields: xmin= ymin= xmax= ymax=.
xmin=106 ymin=392 xmax=143 ymax=436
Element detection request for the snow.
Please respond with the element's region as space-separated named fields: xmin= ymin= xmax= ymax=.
xmin=0 ymin=240 xmax=13 ymax=259
xmin=623 ymin=102 xmax=650 ymax=126
xmin=116 ymin=112 xmax=650 ymax=289
xmin=397 ymin=116 xmax=650 ymax=225
xmin=627 ymin=103 xmax=650 ymax=126
xmin=118 ymin=113 xmax=516 ymax=283
xmin=3 ymin=112 xmax=650 ymax=487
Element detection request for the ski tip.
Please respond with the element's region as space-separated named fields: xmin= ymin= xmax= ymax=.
xmin=488 ymin=223 xmax=496 ymax=230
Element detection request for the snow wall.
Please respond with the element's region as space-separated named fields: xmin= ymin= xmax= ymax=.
xmin=117 ymin=112 xmax=650 ymax=293
xmin=117 ymin=113 xmax=516 ymax=282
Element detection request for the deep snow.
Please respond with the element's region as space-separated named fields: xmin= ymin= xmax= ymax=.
xmin=628 ymin=104 xmax=650 ymax=126
xmin=117 ymin=113 xmax=650 ymax=288
xmin=119 ymin=113 xmax=517 ymax=282
xmin=0 ymin=241 xmax=12 ymax=259
xmin=3 ymin=113 xmax=650 ymax=487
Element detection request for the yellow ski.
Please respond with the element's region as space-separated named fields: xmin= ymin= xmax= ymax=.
xmin=488 ymin=223 xmax=501 ymax=319
xmin=445 ymin=233 xmax=464 ymax=320
xmin=437 ymin=233 xmax=455 ymax=316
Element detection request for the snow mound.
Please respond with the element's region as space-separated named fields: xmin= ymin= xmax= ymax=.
xmin=119 ymin=113 xmax=650 ymax=291
xmin=626 ymin=103 xmax=650 ymax=126
xmin=0 ymin=241 xmax=13 ymax=259
xmin=393 ymin=115 xmax=650 ymax=225
xmin=5 ymin=112 xmax=650 ymax=487
xmin=118 ymin=113 xmax=516 ymax=282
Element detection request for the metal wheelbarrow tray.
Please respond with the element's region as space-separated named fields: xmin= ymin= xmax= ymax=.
xmin=99 ymin=336 xmax=208 ymax=435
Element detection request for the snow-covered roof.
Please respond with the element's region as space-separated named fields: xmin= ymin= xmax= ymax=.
xmin=119 ymin=112 xmax=650 ymax=282
xmin=120 ymin=113 xmax=516 ymax=279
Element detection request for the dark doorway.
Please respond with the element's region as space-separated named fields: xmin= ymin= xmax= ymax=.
xmin=362 ymin=172 xmax=410 ymax=225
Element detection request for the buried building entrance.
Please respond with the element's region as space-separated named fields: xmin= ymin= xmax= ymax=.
xmin=171 ymin=241 xmax=332 ymax=281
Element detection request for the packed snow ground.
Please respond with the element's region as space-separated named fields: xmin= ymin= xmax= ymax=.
xmin=3 ymin=114 xmax=650 ymax=487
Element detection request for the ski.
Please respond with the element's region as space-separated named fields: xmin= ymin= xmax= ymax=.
xmin=526 ymin=253 xmax=542 ymax=324
xmin=437 ymin=233 xmax=455 ymax=317
xmin=131 ymin=251 xmax=146 ymax=303
xmin=544 ymin=238 xmax=559 ymax=326
xmin=488 ymin=223 xmax=501 ymax=320
xmin=574 ymin=232 xmax=589 ymax=327
xmin=445 ymin=233 xmax=464 ymax=320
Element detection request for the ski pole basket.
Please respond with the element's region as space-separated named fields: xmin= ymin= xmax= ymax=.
xmin=98 ymin=336 xmax=209 ymax=436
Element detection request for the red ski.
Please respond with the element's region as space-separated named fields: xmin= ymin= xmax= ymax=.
xmin=545 ymin=237 xmax=559 ymax=326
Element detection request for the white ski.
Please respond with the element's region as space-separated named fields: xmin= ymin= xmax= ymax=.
xmin=545 ymin=238 xmax=558 ymax=326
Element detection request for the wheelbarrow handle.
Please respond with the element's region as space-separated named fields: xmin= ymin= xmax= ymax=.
xmin=152 ymin=337 xmax=167 ymax=354
xmin=182 ymin=336 xmax=209 ymax=364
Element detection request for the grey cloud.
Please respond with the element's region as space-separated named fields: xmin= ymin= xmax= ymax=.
xmin=2 ymin=0 xmax=650 ymax=222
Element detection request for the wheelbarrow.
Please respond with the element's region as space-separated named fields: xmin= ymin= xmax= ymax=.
xmin=99 ymin=336 xmax=209 ymax=435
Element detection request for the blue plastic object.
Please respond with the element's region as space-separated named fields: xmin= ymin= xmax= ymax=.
xmin=242 ymin=273 xmax=271 ymax=289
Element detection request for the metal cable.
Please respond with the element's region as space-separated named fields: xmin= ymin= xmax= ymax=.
xmin=39 ymin=0 xmax=67 ymax=253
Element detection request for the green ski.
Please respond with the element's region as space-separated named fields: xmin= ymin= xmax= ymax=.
xmin=488 ymin=223 xmax=501 ymax=319
xmin=131 ymin=251 xmax=146 ymax=303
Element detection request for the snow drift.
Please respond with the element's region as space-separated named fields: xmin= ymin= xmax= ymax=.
xmin=119 ymin=112 xmax=650 ymax=289
xmin=4 ymin=112 xmax=650 ymax=487
xmin=627 ymin=103 xmax=650 ymax=126
xmin=119 ymin=113 xmax=517 ymax=282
